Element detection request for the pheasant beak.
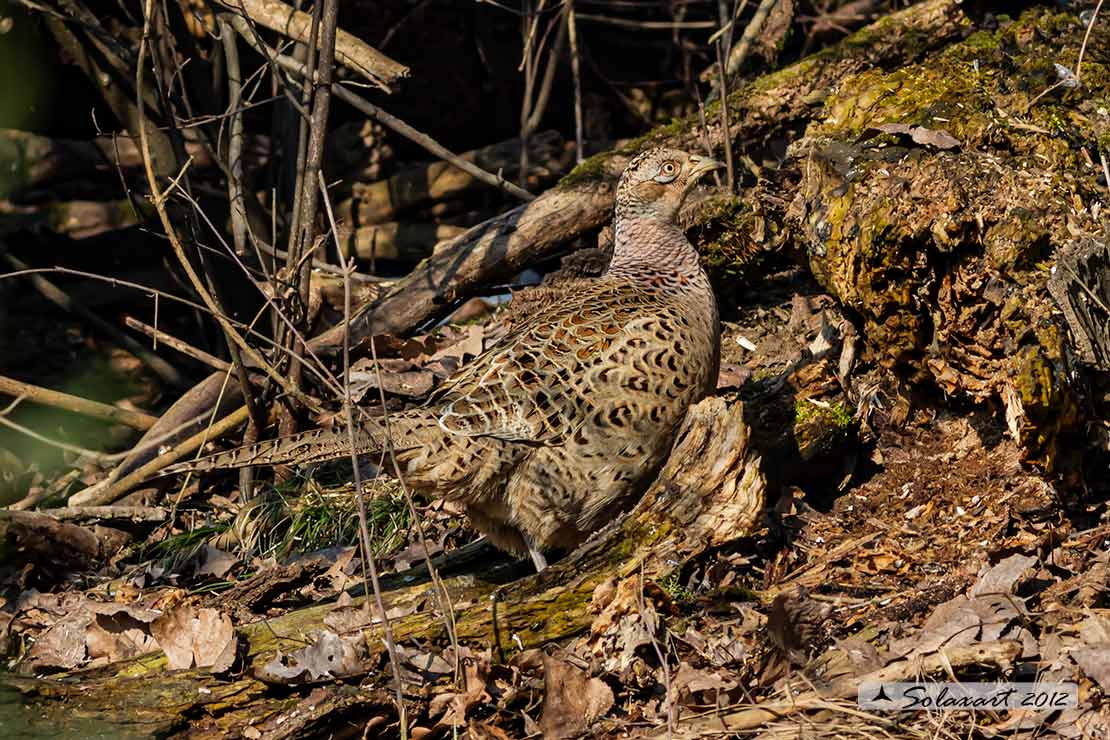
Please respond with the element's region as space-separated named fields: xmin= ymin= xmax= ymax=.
xmin=686 ymin=155 xmax=725 ymax=184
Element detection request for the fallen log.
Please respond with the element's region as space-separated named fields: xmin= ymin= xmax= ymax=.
xmin=337 ymin=221 xmax=466 ymax=262
xmin=334 ymin=132 xmax=569 ymax=225
xmin=789 ymin=4 xmax=1108 ymax=467
xmin=0 ymin=199 xmax=152 ymax=239
xmin=0 ymin=129 xmax=218 ymax=200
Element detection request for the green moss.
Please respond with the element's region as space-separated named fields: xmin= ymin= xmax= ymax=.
xmin=695 ymin=195 xmax=766 ymax=279
xmin=794 ymin=399 xmax=853 ymax=429
xmin=812 ymin=6 xmax=1096 ymax=161
xmin=660 ymin=572 xmax=694 ymax=603
xmin=557 ymin=150 xmax=619 ymax=188
xmin=962 ymin=30 xmax=1001 ymax=51
xmin=559 ymin=117 xmax=694 ymax=189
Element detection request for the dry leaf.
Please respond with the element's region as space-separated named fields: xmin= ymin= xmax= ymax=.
xmin=892 ymin=555 xmax=1036 ymax=658
xmin=84 ymin=603 xmax=160 ymax=663
xmin=23 ymin=615 xmax=89 ymax=671
xmin=195 ymin=544 xmax=237 ymax=579
xmin=873 ymin=122 xmax=960 ymax=150
xmin=540 ymin=649 xmax=614 ymax=739
xmin=256 ymin=630 xmax=368 ymax=684
xmin=431 ymin=655 xmax=492 ymax=727
xmin=402 ymin=647 xmax=454 ymax=676
xmin=150 ymin=605 xmax=237 ymax=672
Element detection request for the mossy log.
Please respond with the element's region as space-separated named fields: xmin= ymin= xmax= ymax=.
xmin=789 ymin=4 xmax=1109 ymax=466
xmin=5 ymin=398 xmax=764 ymax=735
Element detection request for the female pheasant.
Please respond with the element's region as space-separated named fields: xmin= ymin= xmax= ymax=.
xmin=165 ymin=148 xmax=723 ymax=570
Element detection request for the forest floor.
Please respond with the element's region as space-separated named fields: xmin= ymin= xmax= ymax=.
xmin=2 ymin=259 xmax=1108 ymax=739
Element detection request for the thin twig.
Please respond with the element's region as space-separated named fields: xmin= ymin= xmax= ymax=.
xmin=70 ymin=404 xmax=251 ymax=506
xmin=1027 ymin=0 xmax=1103 ymax=111
xmin=1100 ymin=148 xmax=1110 ymax=195
xmin=714 ymin=39 xmax=736 ymax=191
xmin=724 ymin=0 xmax=778 ymax=76
xmin=0 ymin=374 xmax=158 ymax=431
xmin=0 ymin=252 xmax=186 ymax=388
xmin=39 ymin=505 xmax=168 ymax=523
xmin=134 ymin=0 xmax=323 ymax=416
xmin=565 ymin=0 xmax=585 ymax=163
xmin=331 ymin=183 xmax=409 ymax=737
xmin=320 ymin=168 xmax=459 ymax=693
xmin=639 ymin=566 xmax=674 ymax=740
xmin=219 ymin=17 xmax=249 ymax=258
xmin=1076 ymin=0 xmax=1104 ymax=83
xmin=124 ymin=316 xmax=233 ymax=372
xmin=227 ymin=13 xmax=534 ymax=203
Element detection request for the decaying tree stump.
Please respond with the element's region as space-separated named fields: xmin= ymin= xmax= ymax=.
xmin=789 ymin=5 xmax=1109 ymax=467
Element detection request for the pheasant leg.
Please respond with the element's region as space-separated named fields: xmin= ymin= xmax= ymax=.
xmin=526 ymin=538 xmax=548 ymax=573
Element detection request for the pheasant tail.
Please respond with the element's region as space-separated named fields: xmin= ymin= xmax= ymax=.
xmin=159 ymin=410 xmax=441 ymax=476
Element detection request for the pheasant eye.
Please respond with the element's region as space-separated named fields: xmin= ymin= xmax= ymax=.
xmin=655 ymin=161 xmax=679 ymax=182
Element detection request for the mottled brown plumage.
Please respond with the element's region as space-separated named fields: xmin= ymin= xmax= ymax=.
xmin=163 ymin=148 xmax=723 ymax=568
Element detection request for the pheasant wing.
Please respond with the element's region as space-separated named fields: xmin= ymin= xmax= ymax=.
xmin=433 ymin=291 xmax=624 ymax=444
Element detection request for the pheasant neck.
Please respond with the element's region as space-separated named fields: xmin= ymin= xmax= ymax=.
xmin=608 ymin=216 xmax=703 ymax=279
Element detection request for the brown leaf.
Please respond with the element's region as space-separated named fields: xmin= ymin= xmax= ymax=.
xmin=348 ymin=362 xmax=436 ymax=400
xmin=892 ymin=555 xmax=1036 ymax=658
xmin=1071 ymin=612 xmax=1110 ymax=691
xmin=431 ymin=655 xmax=491 ymax=728
xmin=467 ymin=721 xmax=513 ymax=740
xmin=716 ymin=362 xmax=751 ymax=390
xmin=873 ymin=122 xmax=960 ymax=149
xmin=23 ymin=614 xmax=89 ymax=671
xmin=256 ymin=630 xmax=369 ymax=684
xmin=150 ymin=605 xmax=237 ymax=672
xmin=1072 ymin=648 xmax=1110 ymax=691
xmin=84 ymin=603 xmax=159 ymax=662
xmin=323 ymin=600 xmax=416 ymax=633
xmin=195 ymin=544 xmax=237 ymax=579
xmin=540 ymin=649 xmax=614 ymax=739
xmin=672 ymin=660 xmax=733 ymax=701
xmin=402 ymin=647 xmax=454 ymax=676
xmin=428 ymin=324 xmax=485 ymax=365
xmin=970 ymin=554 xmax=1037 ymax=598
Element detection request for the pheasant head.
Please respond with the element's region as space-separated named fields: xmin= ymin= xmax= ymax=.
xmin=614 ymin=147 xmax=724 ymax=224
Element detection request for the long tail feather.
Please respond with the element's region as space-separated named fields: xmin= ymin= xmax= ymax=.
xmin=159 ymin=421 xmax=388 ymax=477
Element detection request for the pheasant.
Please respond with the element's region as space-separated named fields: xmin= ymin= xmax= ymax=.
xmin=164 ymin=147 xmax=723 ymax=570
